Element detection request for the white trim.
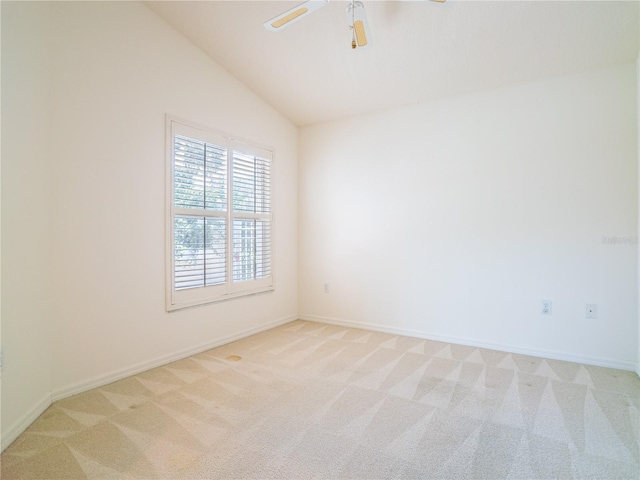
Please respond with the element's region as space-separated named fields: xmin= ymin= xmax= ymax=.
xmin=636 ymin=53 xmax=640 ymax=379
xmin=1 ymin=392 xmax=52 ymax=452
xmin=230 ymin=139 xmax=272 ymax=161
xmin=165 ymin=115 xmax=275 ymax=311
xmin=299 ymin=314 xmax=640 ymax=373
xmin=165 ymin=114 xmax=174 ymax=312
xmin=167 ymin=285 xmax=275 ymax=311
xmin=51 ymin=314 xmax=297 ymax=402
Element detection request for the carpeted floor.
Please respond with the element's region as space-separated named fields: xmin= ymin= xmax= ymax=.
xmin=2 ymin=320 xmax=639 ymax=479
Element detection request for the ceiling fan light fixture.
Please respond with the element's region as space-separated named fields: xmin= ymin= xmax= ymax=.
xmin=263 ymin=0 xmax=329 ymax=32
xmin=346 ymin=1 xmax=370 ymax=49
xmin=354 ymin=20 xmax=368 ymax=47
xmin=265 ymin=0 xmax=442 ymax=45
xmin=271 ymin=8 xmax=308 ymax=29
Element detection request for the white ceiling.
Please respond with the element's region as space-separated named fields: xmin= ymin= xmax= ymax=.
xmin=147 ymin=1 xmax=640 ymax=127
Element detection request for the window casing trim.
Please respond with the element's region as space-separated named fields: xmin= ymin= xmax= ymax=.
xmin=165 ymin=115 xmax=275 ymax=311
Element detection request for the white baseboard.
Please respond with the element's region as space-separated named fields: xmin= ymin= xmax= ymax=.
xmin=299 ymin=314 xmax=639 ymax=373
xmin=2 ymin=392 xmax=52 ymax=452
xmin=52 ymin=314 xmax=298 ymax=402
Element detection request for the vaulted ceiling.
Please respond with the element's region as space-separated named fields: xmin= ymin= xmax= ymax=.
xmin=147 ymin=1 xmax=640 ymax=126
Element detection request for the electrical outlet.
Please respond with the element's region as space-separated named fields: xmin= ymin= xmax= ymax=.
xmin=586 ymin=304 xmax=597 ymax=319
xmin=324 ymin=283 xmax=330 ymax=293
xmin=541 ymin=300 xmax=552 ymax=315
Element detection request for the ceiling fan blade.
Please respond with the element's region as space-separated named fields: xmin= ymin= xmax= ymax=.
xmin=264 ymin=0 xmax=329 ymax=32
xmin=346 ymin=1 xmax=371 ymax=49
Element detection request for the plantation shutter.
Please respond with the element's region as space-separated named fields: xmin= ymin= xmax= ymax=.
xmin=230 ymin=142 xmax=273 ymax=289
xmin=172 ymin=128 xmax=228 ymax=294
xmin=167 ymin=118 xmax=274 ymax=310
xmin=173 ymin=135 xmax=227 ymax=211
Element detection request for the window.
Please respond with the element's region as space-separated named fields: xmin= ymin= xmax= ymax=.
xmin=166 ymin=117 xmax=273 ymax=310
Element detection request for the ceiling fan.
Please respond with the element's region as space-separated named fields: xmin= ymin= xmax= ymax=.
xmin=263 ymin=0 xmax=446 ymax=50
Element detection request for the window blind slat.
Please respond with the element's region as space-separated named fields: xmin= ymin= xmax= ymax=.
xmin=232 ymin=219 xmax=271 ymax=282
xmin=174 ymin=215 xmax=226 ymax=290
xmin=232 ymin=151 xmax=271 ymax=214
xmin=174 ymin=135 xmax=227 ymax=212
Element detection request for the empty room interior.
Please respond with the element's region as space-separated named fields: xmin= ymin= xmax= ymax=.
xmin=2 ymin=0 xmax=640 ymax=478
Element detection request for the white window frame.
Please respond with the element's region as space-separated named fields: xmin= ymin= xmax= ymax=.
xmin=165 ymin=116 xmax=274 ymax=311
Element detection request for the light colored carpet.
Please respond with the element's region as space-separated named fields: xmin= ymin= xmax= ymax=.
xmin=2 ymin=320 xmax=639 ymax=479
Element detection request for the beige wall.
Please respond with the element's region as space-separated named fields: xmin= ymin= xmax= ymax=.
xmin=299 ymin=64 xmax=638 ymax=370
xmin=637 ymin=50 xmax=640 ymax=377
xmin=1 ymin=1 xmax=299 ymax=449
xmin=1 ymin=1 xmax=54 ymax=449
xmin=48 ymin=2 xmax=299 ymax=395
